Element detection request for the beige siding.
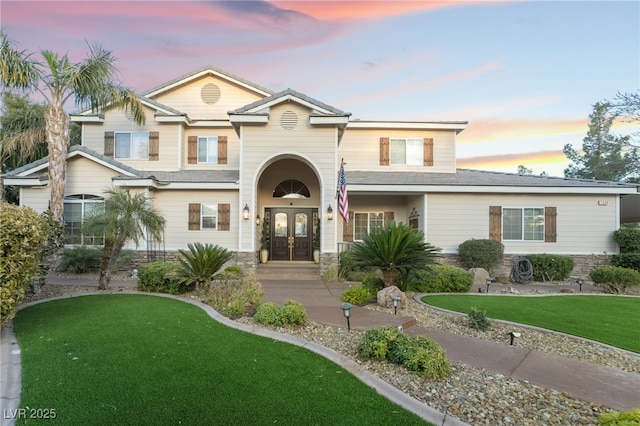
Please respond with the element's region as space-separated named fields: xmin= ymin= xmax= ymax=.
xmin=153 ymin=75 xmax=264 ymax=119
xmin=19 ymin=186 xmax=50 ymax=213
xmin=338 ymin=128 xmax=456 ymax=173
xmin=82 ymin=107 xmax=181 ymax=171
xmin=426 ymin=193 xmax=619 ymax=254
xmin=65 ymin=156 xmax=119 ymax=195
xmin=152 ymin=190 xmax=239 ymax=251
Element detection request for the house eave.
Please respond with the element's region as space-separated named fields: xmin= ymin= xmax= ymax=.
xmin=69 ymin=115 xmax=104 ymax=123
xmin=310 ymin=116 xmax=351 ymax=125
xmin=348 ymin=184 xmax=638 ymax=195
xmin=228 ymin=114 xmax=269 ymax=124
xmin=347 ymin=121 xmax=468 ymax=133
xmin=3 ymin=177 xmax=48 ymax=186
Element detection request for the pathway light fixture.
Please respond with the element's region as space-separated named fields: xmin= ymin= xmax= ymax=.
xmin=340 ymin=302 xmax=353 ymax=331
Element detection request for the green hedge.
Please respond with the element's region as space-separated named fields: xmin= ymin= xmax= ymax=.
xmin=342 ymin=285 xmax=373 ymax=305
xmin=406 ymin=264 xmax=473 ymax=293
xmin=457 ymin=239 xmax=504 ymax=273
xmin=590 ymin=266 xmax=640 ymax=294
xmin=612 ymin=253 xmax=640 ymax=272
xmin=254 ymin=300 xmax=307 ymax=326
xmin=137 ymin=261 xmax=182 ymax=294
xmin=526 ymin=254 xmax=574 ymax=281
xmin=613 ymin=227 xmax=640 ymax=253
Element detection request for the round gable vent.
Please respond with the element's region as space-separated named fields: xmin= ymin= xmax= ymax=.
xmin=201 ymin=83 xmax=221 ymax=104
xmin=280 ymin=111 xmax=298 ymax=130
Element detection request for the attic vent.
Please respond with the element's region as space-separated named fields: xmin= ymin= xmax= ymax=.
xmin=125 ymin=106 xmax=135 ymax=121
xmin=280 ymin=111 xmax=298 ymax=130
xmin=201 ymin=83 xmax=221 ymax=105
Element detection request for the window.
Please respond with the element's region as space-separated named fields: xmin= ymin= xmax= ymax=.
xmin=198 ymin=136 xmax=218 ymax=163
xmin=115 ymin=132 xmax=149 ymax=159
xmin=201 ymin=204 xmax=218 ymax=230
xmin=503 ymin=208 xmax=544 ymax=241
xmin=390 ymin=138 xmax=422 ymax=165
xmin=63 ymin=194 xmax=104 ymax=245
xmin=354 ymin=212 xmax=384 ymax=240
xmin=188 ymin=203 xmax=230 ymax=231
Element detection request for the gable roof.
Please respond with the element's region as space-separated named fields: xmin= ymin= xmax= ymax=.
xmin=230 ymin=88 xmax=349 ymax=117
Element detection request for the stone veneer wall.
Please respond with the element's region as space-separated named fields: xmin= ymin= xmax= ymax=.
xmin=319 ymin=252 xmax=339 ymax=278
xmin=437 ymin=253 xmax=613 ymax=281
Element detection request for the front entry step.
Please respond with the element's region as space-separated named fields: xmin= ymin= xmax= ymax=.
xmin=256 ymin=262 xmax=320 ymax=281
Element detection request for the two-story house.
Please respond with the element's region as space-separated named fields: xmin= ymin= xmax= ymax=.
xmin=5 ymin=66 xmax=639 ymax=276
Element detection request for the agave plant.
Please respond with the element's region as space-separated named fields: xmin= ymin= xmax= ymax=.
xmin=350 ymin=221 xmax=440 ymax=287
xmin=176 ymin=242 xmax=233 ymax=291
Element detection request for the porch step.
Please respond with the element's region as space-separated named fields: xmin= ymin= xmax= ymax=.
xmin=256 ymin=262 xmax=320 ymax=281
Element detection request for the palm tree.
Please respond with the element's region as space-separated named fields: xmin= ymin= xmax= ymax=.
xmin=175 ymin=243 xmax=233 ymax=292
xmin=350 ymin=221 xmax=440 ymax=287
xmin=0 ymin=29 xmax=145 ymax=222
xmin=83 ymin=187 xmax=165 ymax=289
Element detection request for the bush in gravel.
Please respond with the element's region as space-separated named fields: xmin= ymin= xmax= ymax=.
xmin=137 ymin=261 xmax=182 ymax=294
xmin=341 ymin=284 xmax=373 ymax=305
xmin=612 ymin=226 xmax=640 ymax=253
xmin=0 ymin=202 xmax=48 ymax=327
xmin=598 ymin=408 xmax=640 ymax=425
xmin=57 ymin=246 xmax=101 ymax=273
xmin=406 ymin=264 xmax=473 ymax=293
xmin=253 ymin=299 xmax=307 ymax=326
xmin=612 ymin=253 xmax=640 ymax=272
xmin=202 ymin=272 xmax=264 ymax=317
xmin=358 ymin=326 xmax=451 ymax=378
xmin=589 ymin=266 xmax=640 ymax=294
xmin=362 ymin=273 xmax=385 ymax=294
xmin=339 ymin=250 xmax=373 ymax=282
xmin=525 ymin=254 xmax=574 ymax=281
xmin=457 ymin=239 xmax=504 ymax=273
xmin=468 ymin=306 xmax=492 ymax=331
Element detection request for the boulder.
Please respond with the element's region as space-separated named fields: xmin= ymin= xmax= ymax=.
xmin=469 ymin=268 xmax=490 ymax=285
xmin=377 ymin=286 xmax=407 ymax=309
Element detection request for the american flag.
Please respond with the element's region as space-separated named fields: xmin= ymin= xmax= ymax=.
xmin=338 ymin=161 xmax=349 ymax=223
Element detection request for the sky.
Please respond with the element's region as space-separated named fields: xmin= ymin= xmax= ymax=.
xmin=2 ymin=0 xmax=639 ymax=177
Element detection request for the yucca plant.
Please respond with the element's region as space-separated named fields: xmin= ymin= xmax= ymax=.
xmin=350 ymin=221 xmax=440 ymax=288
xmin=176 ymin=242 xmax=233 ymax=291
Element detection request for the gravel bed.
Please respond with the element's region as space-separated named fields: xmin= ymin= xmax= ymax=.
xmin=22 ymin=282 xmax=640 ymax=426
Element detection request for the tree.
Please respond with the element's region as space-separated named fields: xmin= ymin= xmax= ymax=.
xmin=83 ymin=187 xmax=165 ymax=290
xmin=516 ymin=164 xmax=548 ymax=177
xmin=563 ymin=102 xmax=640 ymax=182
xmin=607 ymin=90 xmax=640 ymax=148
xmin=0 ymin=29 xmax=145 ymax=222
xmin=350 ymin=221 xmax=440 ymax=287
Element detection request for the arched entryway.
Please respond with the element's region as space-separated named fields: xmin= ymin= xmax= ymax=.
xmin=256 ymin=157 xmax=321 ymax=262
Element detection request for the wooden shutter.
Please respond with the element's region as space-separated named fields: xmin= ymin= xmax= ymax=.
xmin=489 ymin=206 xmax=502 ymax=241
xmin=384 ymin=211 xmax=395 ymax=225
xmin=218 ymin=136 xmax=227 ymax=164
xmin=149 ymin=131 xmax=159 ymax=161
xmin=188 ymin=203 xmax=201 ymax=230
xmin=379 ymin=137 xmax=389 ymax=166
xmin=187 ymin=136 xmax=198 ymax=164
xmin=218 ymin=203 xmax=230 ymax=231
xmin=104 ymin=132 xmax=114 ymax=158
xmin=423 ymin=138 xmax=433 ymax=166
xmin=544 ymin=207 xmax=557 ymax=242
xmin=343 ymin=211 xmax=354 ymax=242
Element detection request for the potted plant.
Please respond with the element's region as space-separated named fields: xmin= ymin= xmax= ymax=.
xmin=260 ymin=215 xmax=270 ymax=263
xmin=313 ymin=216 xmax=320 ymax=264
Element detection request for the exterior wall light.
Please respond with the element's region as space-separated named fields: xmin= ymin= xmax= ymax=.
xmin=243 ymin=204 xmax=250 ymax=220
xmin=256 ymin=215 xmax=261 ymax=226
xmin=327 ymin=204 xmax=333 ymax=221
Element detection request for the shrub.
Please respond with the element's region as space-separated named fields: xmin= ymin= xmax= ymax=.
xmin=321 ymin=266 xmax=338 ymax=283
xmin=358 ymin=326 xmax=451 ymax=378
xmin=598 ymin=408 xmax=640 ymax=425
xmin=362 ymin=273 xmax=385 ymax=294
xmin=457 ymin=239 xmax=504 ymax=273
xmin=57 ymin=246 xmax=101 ymax=273
xmin=0 ymin=202 xmax=48 ymax=327
xmin=202 ymin=273 xmax=264 ymax=317
xmin=339 ymin=250 xmax=372 ymax=282
xmin=253 ymin=299 xmax=307 ymax=326
xmin=137 ymin=261 xmax=182 ymax=294
xmin=468 ymin=306 xmax=492 ymax=331
xmin=406 ymin=264 xmax=473 ymax=293
xmin=590 ymin=266 xmax=640 ymax=294
xmin=612 ymin=253 xmax=640 ymax=272
xmin=37 ymin=210 xmax=64 ymax=279
xmin=341 ymin=285 xmax=373 ymax=305
xmin=525 ymin=254 xmax=574 ymax=281
xmin=175 ymin=243 xmax=233 ymax=291
xmin=613 ymin=227 xmax=640 ymax=253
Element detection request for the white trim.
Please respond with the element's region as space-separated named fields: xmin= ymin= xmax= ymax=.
xmin=154 ymin=116 xmax=188 ymax=123
xmin=186 ymin=121 xmax=233 ymax=127
xmin=244 ymin=94 xmax=336 ymax=115
xmin=3 ymin=177 xmax=47 ymax=186
xmin=13 ymin=150 xmax=140 ymax=178
xmin=309 ymin=116 xmax=350 ymax=125
xmin=69 ymin=115 xmax=104 ymax=123
xmin=229 ymin=114 xmax=269 ymax=124
xmin=347 ymin=121 xmax=467 ymax=132
xmin=347 ymin=184 xmax=638 ymax=195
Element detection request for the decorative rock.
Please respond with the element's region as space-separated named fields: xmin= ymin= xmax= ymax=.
xmin=376 ymin=286 xmax=407 ymax=309
xmin=469 ymin=268 xmax=490 ymax=285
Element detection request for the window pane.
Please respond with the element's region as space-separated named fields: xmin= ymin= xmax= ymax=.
xmin=503 ymin=208 xmax=522 ymax=240
xmin=390 ymin=139 xmax=405 ymax=165
xmin=198 ymin=137 xmax=207 ymax=162
xmin=115 ymin=133 xmax=131 ymax=158
xmin=207 ymin=138 xmax=218 ymax=163
xmin=275 ymin=213 xmax=288 ymax=237
xmin=201 ymin=204 xmax=217 ymax=230
xmin=63 ymin=203 xmax=82 ymax=244
xmin=369 ymin=212 xmax=384 ymax=230
xmin=524 ymin=208 xmax=544 ymax=240
xmin=354 ymin=213 xmax=368 ymax=240
xmin=132 ymin=132 xmax=148 ymax=159
xmin=406 ymin=139 xmax=423 ymax=165
xmin=295 ymin=213 xmax=307 ymax=237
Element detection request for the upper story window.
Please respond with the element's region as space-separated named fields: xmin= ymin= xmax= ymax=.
xmin=63 ymin=194 xmax=104 ymax=245
xmin=115 ymin=132 xmax=149 ymax=160
xmin=503 ymin=207 xmax=545 ymax=241
xmin=198 ymin=137 xmax=218 ymax=163
xmin=390 ymin=138 xmax=423 ymax=165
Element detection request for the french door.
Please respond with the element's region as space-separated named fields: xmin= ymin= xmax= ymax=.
xmin=269 ymin=208 xmax=315 ymax=261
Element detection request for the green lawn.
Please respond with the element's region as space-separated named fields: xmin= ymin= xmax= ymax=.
xmin=421 ymin=295 xmax=640 ymax=353
xmin=14 ymin=295 xmax=430 ymax=425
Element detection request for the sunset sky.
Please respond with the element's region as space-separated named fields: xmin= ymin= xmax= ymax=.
xmin=2 ymin=0 xmax=638 ymax=177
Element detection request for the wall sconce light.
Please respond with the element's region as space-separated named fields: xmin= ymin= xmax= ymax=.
xmin=327 ymin=204 xmax=334 ymax=221
xmin=576 ymin=277 xmax=585 ymax=292
xmin=340 ymin=302 xmax=352 ymax=331
xmin=243 ymin=204 xmax=250 ymax=220
xmin=256 ymin=215 xmax=261 ymax=226
xmin=391 ymin=295 xmax=401 ymax=315
xmin=485 ymin=277 xmax=494 ymax=293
